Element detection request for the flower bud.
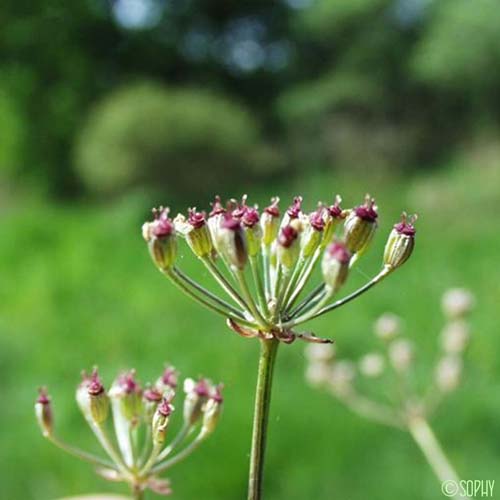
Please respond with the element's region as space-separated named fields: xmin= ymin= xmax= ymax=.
xmin=207 ymin=196 xmax=226 ymax=255
xmin=35 ymin=388 xmax=53 ymax=437
xmin=155 ymin=365 xmax=178 ymax=399
xmin=152 ymin=398 xmax=173 ymax=445
xmin=344 ymin=195 xmax=378 ymax=255
xmin=277 ymin=222 xmax=301 ymax=269
xmin=383 ymin=212 xmax=416 ymax=270
xmin=109 ymin=371 xmax=143 ymax=422
xmin=301 ymin=208 xmax=324 ymax=257
xmin=359 ymin=353 xmax=385 ymax=378
xmin=441 ymin=288 xmax=474 ymax=319
xmin=435 ymin=355 xmax=462 ymax=392
xmin=201 ymin=385 xmax=223 ymax=436
xmin=143 ymin=386 xmax=163 ymax=420
xmin=388 ymin=338 xmax=413 ymax=373
xmin=143 ymin=207 xmax=177 ymax=270
xmin=321 ymin=242 xmax=351 ymax=292
xmin=374 ymin=313 xmax=401 ymax=341
xmin=261 ymin=197 xmax=280 ymax=246
xmin=87 ymin=369 xmax=110 ymax=425
xmin=183 ymin=378 xmax=210 ymax=426
xmin=185 ymin=209 xmax=213 ymax=257
xmin=280 ymin=196 xmax=303 ymax=228
xmin=241 ymin=207 xmax=262 ymax=257
xmin=216 ymin=215 xmax=248 ymax=269
xmin=322 ymin=195 xmax=346 ymax=247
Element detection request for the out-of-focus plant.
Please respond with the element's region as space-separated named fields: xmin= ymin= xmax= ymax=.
xmin=36 ymin=366 xmax=223 ymax=499
xmin=305 ymin=288 xmax=474 ymax=499
xmin=142 ymin=193 xmax=416 ymax=499
xmin=74 ymin=83 xmax=281 ymax=198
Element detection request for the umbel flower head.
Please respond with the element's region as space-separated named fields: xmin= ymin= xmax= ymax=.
xmin=35 ymin=365 xmax=223 ymax=497
xmin=143 ymin=194 xmax=417 ymax=343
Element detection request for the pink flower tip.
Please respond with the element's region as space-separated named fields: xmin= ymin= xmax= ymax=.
xmin=287 ymin=196 xmax=303 ymax=218
xmin=354 ymin=195 xmax=378 ymax=222
xmin=310 ymin=208 xmax=325 ymax=231
xmin=194 ymin=379 xmax=211 ymax=397
xmin=37 ymin=387 xmax=50 ymax=405
xmin=327 ymin=195 xmax=344 ymax=218
xmin=222 ymin=213 xmax=241 ymax=231
xmin=242 ymin=207 xmax=260 ymax=227
xmin=209 ymin=195 xmax=226 ymax=217
xmin=264 ymin=197 xmax=280 ymax=217
xmin=188 ymin=208 xmax=207 ymax=229
xmin=151 ymin=207 xmax=174 ymax=237
xmin=144 ymin=387 xmax=163 ymax=402
xmin=88 ymin=368 xmax=105 ymax=396
xmin=211 ymin=384 xmax=224 ymax=404
xmin=161 ymin=366 xmax=178 ymax=388
xmin=278 ymin=225 xmax=298 ymax=248
xmin=158 ymin=397 xmax=173 ymax=417
xmin=118 ymin=370 xmax=141 ymax=395
xmin=394 ymin=212 xmax=417 ymax=236
xmin=327 ymin=242 xmax=351 ymax=264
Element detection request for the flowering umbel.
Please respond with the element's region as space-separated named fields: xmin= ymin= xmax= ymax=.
xmin=304 ymin=288 xmax=474 ymax=489
xmin=36 ymin=365 xmax=223 ymax=497
xmin=143 ymin=194 xmax=417 ymax=343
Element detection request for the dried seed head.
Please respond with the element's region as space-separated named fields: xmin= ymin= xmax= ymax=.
xmin=441 ymin=288 xmax=474 ymax=319
xmin=35 ymin=387 xmax=53 ymax=437
xmin=261 ymin=197 xmax=280 ymax=246
xmin=388 ymin=338 xmax=413 ymax=373
xmin=383 ymin=212 xmax=417 ymax=270
xmin=143 ymin=207 xmax=177 ymax=270
xmin=435 ymin=355 xmax=462 ymax=392
xmin=359 ymin=353 xmax=385 ymax=378
xmin=216 ymin=215 xmax=248 ymax=269
xmin=185 ymin=208 xmax=213 ymax=257
xmin=374 ymin=313 xmax=401 ymax=341
xmin=344 ymin=195 xmax=378 ymax=255
xmin=321 ymin=242 xmax=351 ymax=292
xmin=440 ymin=320 xmax=470 ymax=354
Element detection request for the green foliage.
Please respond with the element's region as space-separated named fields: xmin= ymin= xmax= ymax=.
xmin=1 ymin=166 xmax=499 ymax=499
xmin=412 ymin=0 xmax=500 ymax=90
xmin=0 ymin=86 xmax=25 ymax=176
xmin=74 ymin=83 xmax=266 ymax=198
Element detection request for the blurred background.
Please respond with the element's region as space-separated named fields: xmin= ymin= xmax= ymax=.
xmin=1 ymin=0 xmax=499 ymax=498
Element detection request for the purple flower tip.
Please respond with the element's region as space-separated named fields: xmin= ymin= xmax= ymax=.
xmin=354 ymin=195 xmax=378 ymax=222
xmin=158 ymin=397 xmax=173 ymax=417
xmin=222 ymin=214 xmax=241 ymax=231
xmin=209 ymin=196 xmax=226 ymax=217
xmin=162 ymin=367 xmax=178 ymax=388
xmin=144 ymin=387 xmax=163 ymax=402
xmin=188 ymin=208 xmax=207 ymax=229
xmin=37 ymin=387 xmax=50 ymax=405
xmin=264 ymin=197 xmax=280 ymax=217
xmin=231 ymin=195 xmax=249 ymax=220
xmin=242 ymin=207 xmax=260 ymax=227
xmin=88 ymin=368 xmax=105 ymax=396
xmin=195 ymin=379 xmax=210 ymax=397
xmin=394 ymin=212 xmax=417 ymax=236
xmin=211 ymin=384 xmax=224 ymax=404
xmin=152 ymin=207 xmax=174 ymax=238
xmin=278 ymin=225 xmax=299 ymax=248
xmin=310 ymin=208 xmax=325 ymax=231
xmin=327 ymin=242 xmax=351 ymax=264
xmin=287 ymin=196 xmax=303 ymax=218
xmin=119 ymin=371 xmax=141 ymax=395
xmin=327 ymin=195 xmax=343 ymax=218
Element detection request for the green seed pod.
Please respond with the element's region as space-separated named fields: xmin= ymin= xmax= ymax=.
xmin=322 ymin=242 xmax=351 ymax=292
xmin=152 ymin=398 xmax=173 ymax=446
xmin=242 ymin=207 xmax=262 ymax=257
xmin=143 ymin=208 xmax=177 ymax=270
xmin=185 ymin=209 xmax=213 ymax=257
xmin=216 ymin=217 xmax=248 ymax=269
xmin=277 ymin=221 xmax=302 ymax=269
xmin=87 ymin=371 xmax=110 ymax=425
xmin=321 ymin=195 xmax=346 ymax=248
xmin=201 ymin=386 xmax=223 ymax=436
xmin=383 ymin=213 xmax=416 ymax=270
xmin=183 ymin=378 xmax=210 ymax=426
xmin=343 ymin=196 xmax=378 ymax=255
xmin=301 ymin=208 xmax=325 ymax=258
xmin=109 ymin=371 xmax=143 ymax=422
xmin=260 ymin=197 xmax=280 ymax=246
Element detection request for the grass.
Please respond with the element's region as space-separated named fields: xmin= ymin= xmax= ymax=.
xmin=1 ymin=163 xmax=499 ymax=499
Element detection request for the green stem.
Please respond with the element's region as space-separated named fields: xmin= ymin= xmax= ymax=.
xmin=262 ymin=246 xmax=272 ymax=300
xmin=250 ymin=255 xmax=270 ymax=318
xmin=151 ymin=433 xmax=206 ymax=474
xmin=248 ymin=338 xmax=279 ymax=500
xmin=234 ymin=268 xmax=270 ymax=328
xmin=155 ymin=422 xmax=190 ymax=462
xmin=288 ymin=283 xmax=325 ymax=318
xmin=408 ymin=417 xmax=469 ymax=499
